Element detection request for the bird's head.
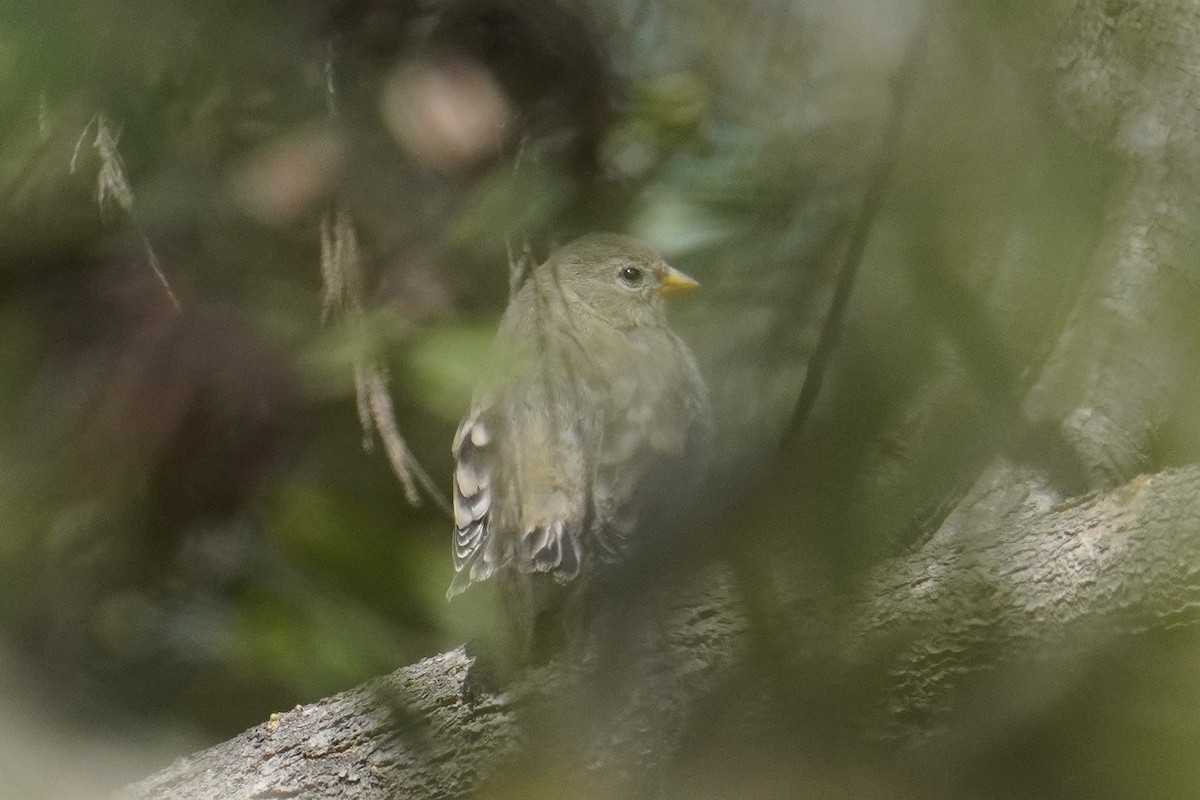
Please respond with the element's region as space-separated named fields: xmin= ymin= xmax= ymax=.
xmin=536 ymin=233 xmax=700 ymax=329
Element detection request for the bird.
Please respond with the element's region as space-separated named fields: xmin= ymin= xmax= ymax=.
xmin=447 ymin=232 xmax=712 ymax=657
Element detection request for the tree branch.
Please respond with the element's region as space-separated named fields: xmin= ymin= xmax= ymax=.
xmin=120 ymin=462 xmax=1200 ymax=799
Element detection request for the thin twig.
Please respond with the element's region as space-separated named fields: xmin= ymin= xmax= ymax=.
xmin=779 ymin=13 xmax=932 ymax=452
xmin=71 ymin=113 xmax=182 ymax=312
xmin=363 ymin=363 xmax=454 ymax=515
xmin=506 ymin=235 xmax=533 ymax=298
xmin=324 ymin=40 xmax=340 ymax=119
xmin=320 ymin=200 xmax=453 ymax=517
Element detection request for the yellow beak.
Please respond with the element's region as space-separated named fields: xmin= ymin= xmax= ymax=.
xmin=660 ymin=265 xmax=700 ymax=297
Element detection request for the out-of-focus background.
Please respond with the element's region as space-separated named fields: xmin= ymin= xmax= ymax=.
xmin=4 ymin=0 xmax=1200 ymax=797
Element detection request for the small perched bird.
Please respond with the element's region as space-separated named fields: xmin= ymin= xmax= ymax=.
xmin=448 ymin=233 xmax=712 ymax=656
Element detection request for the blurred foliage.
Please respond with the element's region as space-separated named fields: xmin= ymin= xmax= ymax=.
xmin=2 ymin=0 xmax=1200 ymax=798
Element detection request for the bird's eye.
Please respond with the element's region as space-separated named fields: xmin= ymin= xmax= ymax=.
xmin=618 ymin=266 xmax=644 ymax=286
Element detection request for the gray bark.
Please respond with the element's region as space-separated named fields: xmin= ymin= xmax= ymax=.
xmin=1030 ymin=0 xmax=1200 ymax=486
xmin=119 ymin=648 xmax=519 ymax=800
xmin=120 ymin=463 xmax=1200 ymax=799
xmin=922 ymin=0 xmax=1200 ymax=557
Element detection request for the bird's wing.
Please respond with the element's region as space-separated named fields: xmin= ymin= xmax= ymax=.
xmin=501 ymin=360 xmax=587 ymax=585
xmin=447 ymin=404 xmax=500 ymax=598
xmin=447 ymin=392 xmax=590 ymax=597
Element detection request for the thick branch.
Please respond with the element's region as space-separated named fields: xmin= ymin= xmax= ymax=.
xmin=1029 ymin=0 xmax=1200 ymax=485
xmin=121 ymin=462 xmax=1200 ymax=799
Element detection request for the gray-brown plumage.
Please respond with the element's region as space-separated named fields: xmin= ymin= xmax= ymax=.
xmin=447 ymin=233 xmax=712 ymax=651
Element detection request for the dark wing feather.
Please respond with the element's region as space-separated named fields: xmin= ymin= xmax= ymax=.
xmin=447 ymin=408 xmax=500 ymax=598
xmin=522 ymin=519 xmax=581 ymax=582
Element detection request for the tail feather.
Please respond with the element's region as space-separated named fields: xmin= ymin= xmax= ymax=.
xmin=522 ymin=520 xmax=581 ymax=582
